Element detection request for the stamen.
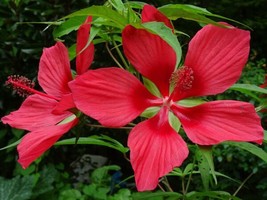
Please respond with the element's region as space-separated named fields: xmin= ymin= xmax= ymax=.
xmin=5 ymin=75 xmax=60 ymax=101
xmin=5 ymin=75 xmax=35 ymax=97
xmin=170 ymin=66 xmax=194 ymax=91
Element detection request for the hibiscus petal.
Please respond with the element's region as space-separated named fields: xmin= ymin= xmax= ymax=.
xmin=38 ymin=42 xmax=73 ymax=98
xmin=69 ymin=67 xmax=157 ymax=127
xmin=128 ymin=107 xmax=188 ymax=191
xmin=17 ymin=118 xmax=78 ymax=169
xmin=1 ymin=94 xmax=72 ymax=131
xmin=122 ymin=25 xmax=176 ymax=97
xmin=76 ymin=16 xmax=95 ymax=75
xmin=141 ymin=4 xmax=174 ymax=30
xmin=52 ymin=93 xmax=76 ymax=115
xmin=172 ymin=24 xmax=250 ymax=101
xmin=171 ymin=100 xmax=263 ymax=145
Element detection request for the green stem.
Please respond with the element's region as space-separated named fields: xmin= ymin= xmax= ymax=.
xmin=232 ymin=172 xmax=254 ymax=197
xmin=105 ymin=42 xmax=124 ymax=69
xmin=112 ymin=38 xmax=129 ymax=69
xmin=185 ymin=156 xmax=196 ymax=194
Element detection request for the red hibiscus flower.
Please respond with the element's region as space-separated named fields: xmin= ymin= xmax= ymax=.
xmin=69 ymin=6 xmax=263 ymax=191
xmin=1 ymin=16 xmax=94 ymax=169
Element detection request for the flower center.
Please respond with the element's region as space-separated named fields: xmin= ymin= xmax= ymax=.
xmin=170 ymin=66 xmax=194 ymax=91
xmin=5 ymin=75 xmax=60 ymax=101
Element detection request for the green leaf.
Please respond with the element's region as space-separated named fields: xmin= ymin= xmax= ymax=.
xmin=53 ymin=16 xmax=86 ymax=39
xmin=143 ymin=77 xmax=161 ymax=97
xmin=132 ymin=191 xmax=183 ymax=200
xmin=159 ymin=4 xmax=222 ymax=26
xmin=141 ymin=22 xmax=182 ymax=68
xmin=124 ymin=1 xmax=146 ymax=9
xmin=108 ymin=0 xmax=125 ymax=13
xmin=196 ymin=146 xmax=217 ymax=191
xmin=108 ymin=188 xmax=131 ymax=200
xmin=177 ymin=98 xmax=205 ymax=107
xmin=264 ymin=130 xmax=267 ymax=143
xmin=59 ymin=189 xmax=83 ymax=200
xmin=141 ymin=106 xmax=160 ymax=118
xmin=0 ymin=139 xmax=21 ymax=150
xmin=186 ymin=191 xmax=240 ymax=200
xmin=223 ymin=142 xmax=267 ymax=163
xmin=159 ymin=4 xmax=250 ymax=29
xmin=62 ymin=6 xmax=128 ymax=29
xmin=91 ymin=165 xmax=120 ymax=184
xmin=58 ymin=114 xmax=77 ymax=125
xmin=55 ymin=135 xmax=129 ymax=153
xmin=230 ymin=83 xmax=267 ymax=94
xmin=0 ymin=176 xmax=35 ymax=200
xmin=168 ymin=112 xmax=181 ymax=132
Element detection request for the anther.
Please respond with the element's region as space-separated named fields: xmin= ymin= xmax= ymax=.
xmin=170 ymin=66 xmax=194 ymax=91
xmin=5 ymin=75 xmax=35 ymax=97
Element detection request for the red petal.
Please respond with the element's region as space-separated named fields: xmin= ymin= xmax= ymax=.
xmin=76 ymin=16 xmax=95 ymax=75
xmin=52 ymin=93 xmax=75 ymax=115
xmin=128 ymin=107 xmax=189 ymax=191
xmin=171 ymin=100 xmax=263 ymax=145
xmin=122 ymin=25 xmax=176 ymax=97
xmin=172 ymin=24 xmax=250 ymax=101
xmin=17 ymin=119 xmax=78 ymax=169
xmin=1 ymin=94 xmax=72 ymax=131
xmin=38 ymin=42 xmax=73 ymax=98
xmin=69 ymin=67 xmax=157 ymax=127
xmin=142 ymin=5 xmax=174 ymax=30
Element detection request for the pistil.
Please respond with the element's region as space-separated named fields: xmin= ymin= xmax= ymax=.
xmin=6 ymin=75 xmax=60 ymax=101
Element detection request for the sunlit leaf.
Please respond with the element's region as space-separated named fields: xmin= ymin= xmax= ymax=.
xmin=53 ymin=16 xmax=86 ymax=39
xmin=141 ymin=22 xmax=182 ymax=68
xmin=62 ymin=6 xmax=128 ymax=29
xmin=143 ymin=77 xmax=161 ymax=97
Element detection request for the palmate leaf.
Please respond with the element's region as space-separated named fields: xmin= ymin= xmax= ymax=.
xmin=0 ymin=176 xmax=35 ymax=200
xmin=55 ymin=135 xmax=129 ymax=154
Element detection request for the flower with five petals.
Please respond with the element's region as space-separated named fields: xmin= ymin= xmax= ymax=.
xmin=1 ymin=16 xmax=94 ymax=168
xmin=69 ymin=6 xmax=263 ymax=191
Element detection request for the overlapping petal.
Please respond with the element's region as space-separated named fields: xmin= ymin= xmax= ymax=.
xmin=171 ymin=100 xmax=263 ymax=145
xmin=172 ymin=24 xmax=250 ymax=101
xmin=17 ymin=118 xmax=78 ymax=169
xmin=76 ymin=16 xmax=94 ymax=75
xmin=128 ymin=107 xmax=188 ymax=191
xmin=122 ymin=25 xmax=176 ymax=97
xmin=141 ymin=4 xmax=174 ymax=30
xmin=38 ymin=42 xmax=73 ymax=98
xmin=52 ymin=93 xmax=76 ymax=115
xmin=69 ymin=67 xmax=157 ymax=127
xmin=1 ymin=94 xmax=72 ymax=131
